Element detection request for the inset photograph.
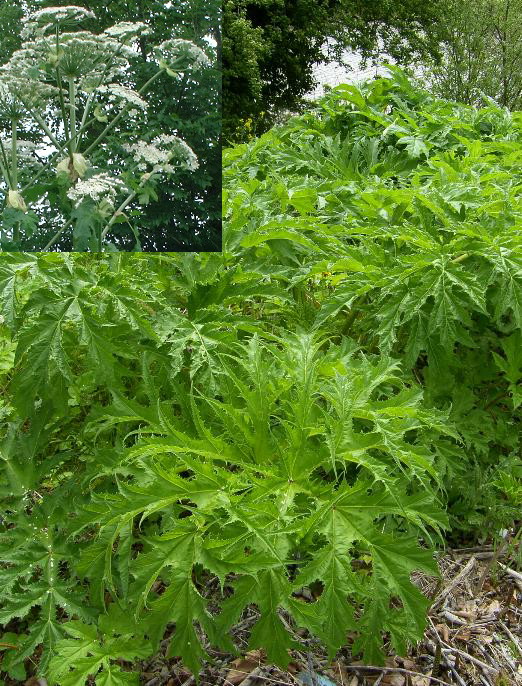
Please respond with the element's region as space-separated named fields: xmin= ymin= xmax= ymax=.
xmin=0 ymin=0 xmax=221 ymax=251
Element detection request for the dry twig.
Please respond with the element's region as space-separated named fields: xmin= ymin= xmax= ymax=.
xmin=432 ymin=557 xmax=476 ymax=609
xmin=338 ymin=665 xmax=454 ymax=686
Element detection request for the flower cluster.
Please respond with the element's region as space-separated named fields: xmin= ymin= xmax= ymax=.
xmin=0 ymin=82 xmax=25 ymax=121
xmin=96 ymin=84 xmax=149 ymax=111
xmin=123 ymin=134 xmax=199 ymax=174
xmin=154 ymin=39 xmax=210 ymax=74
xmin=67 ymin=172 xmax=127 ymax=209
xmin=0 ymin=138 xmax=38 ymax=162
xmin=104 ymin=22 xmax=150 ymax=41
xmin=22 ymin=6 xmax=96 ymax=39
xmin=3 ymin=31 xmax=135 ymax=94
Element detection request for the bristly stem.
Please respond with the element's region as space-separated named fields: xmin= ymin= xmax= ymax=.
xmin=21 ymin=114 xmax=98 ymax=194
xmin=42 ymin=218 xmax=74 ymax=252
xmin=28 ymin=109 xmax=61 ymax=149
xmin=451 ymin=252 xmax=470 ymax=264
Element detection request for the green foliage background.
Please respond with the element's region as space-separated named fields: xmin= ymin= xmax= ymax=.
xmin=0 ymin=72 xmax=521 ymax=682
xmin=223 ymin=0 xmax=446 ymax=140
xmin=0 ymin=0 xmax=221 ymax=251
xmin=424 ymin=0 xmax=522 ymax=116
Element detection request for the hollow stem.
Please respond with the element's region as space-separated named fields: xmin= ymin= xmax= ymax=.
xmin=451 ymin=252 xmax=470 ymax=264
xmin=77 ymin=44 xmax=127 ymax=147
xmin=29 ymin=110 xmax=61 ymax=150
xmin=100 ymin=190 xmax=138 ymax=243
xmin=55 ymin=29 xmax=71 ymax=155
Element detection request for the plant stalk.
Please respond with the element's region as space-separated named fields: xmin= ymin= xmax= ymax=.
xmin=10 ymin=121 xmax=17 ymax=189
xmin=69 ymin=77 xmax=77 ymax=154
xmin=0 ymin=136 xmax=12 ymax=188
xmin=100 ymin=171 xmax=157 ymax=244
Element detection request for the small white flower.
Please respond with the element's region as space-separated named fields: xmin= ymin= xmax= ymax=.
xmin=123 ymin=134 xmax=198 ymax=174
xmin=24 ymin=6 xmax=96 ymax=23
xmin=0 ymin=138 xmax=38 ymax=162
xmin=96 ymin=84 xmax=148 ymax=111
xmin=154 ymin=39 xmax=210 ymax=74
xmin=104 ymin=22 xmax=150 ymax=41
xmin=67 ymin=172 xmax=127 ymax=208
xmin=22 ymin=6 xmax=96 ymax=38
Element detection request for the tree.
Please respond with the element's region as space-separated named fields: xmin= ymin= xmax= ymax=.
xmin=426 ymin=0 xmax=522 ymax=111
xmin=0 ymin=2 xmax=23 ymax=66
xmin=223 ymin=0 xmax=446 ymax=141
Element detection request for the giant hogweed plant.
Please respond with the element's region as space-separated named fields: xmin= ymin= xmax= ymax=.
xmin=0 ymin=253 xmax=449 ymax=682
xmin=0 ymin=70 xmax=521 ymax=682
xmin=0 ymin=6 xmax=208 ymax=252
xmin=223 ymin=67 xmax=522 ymax=535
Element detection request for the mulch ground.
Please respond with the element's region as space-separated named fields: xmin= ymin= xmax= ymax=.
xmin=139 ymin=545 xmax=522 ymax=686
xmin=6 ymin=545 xmax=521 ymax=686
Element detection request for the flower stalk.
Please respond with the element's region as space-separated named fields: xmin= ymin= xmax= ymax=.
xmin=100 ymin=173 xmax=157 ymax=243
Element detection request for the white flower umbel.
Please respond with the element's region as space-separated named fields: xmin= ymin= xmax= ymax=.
xmin=22 ymin=6 xmax=96 ymax=38
xmin=123 ymin=134 xmax=198 ymax=174
xmin=96 ymin=84 xmax=148 ymax=111
xmin=104 ymin=22 xmax=150 ymax=42
xmin=24 ymin=6 xmax=96 ymax=23
xmin=0 ymin=138 xmax=38 ymax=162
xmin=154 ymin=39 xmax=210 ymax=75
xmin=67 ymin=172 xmax=127 ymax=209
xmin=0 ymin=81 xmax=26 ymax=121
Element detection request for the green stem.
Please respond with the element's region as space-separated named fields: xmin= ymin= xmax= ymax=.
xmin=42 ymin=218 xmax=74 ymax=252
xmin=54 ymin=30 xmax=71 ymax=155
xmin=77 ymin=44 xmax=127 ymax=148
xmin=100 ymin=190 xmax=138 ymax=243
xmin=0 ymin=137 xmax=11 ymax=188
xmin=341 ymin=295 xmax=367 ymax=335
xmin=10 ymin=123 xmax=20 ymax=245
xmin=451 ymin=252 xmax=470 ymax=264
xmin=56 ymin=73 xmax=71 ymax=155
xmin=20 ymin=115 xmax=98 ymax=193
xmin=10 ymin=122 xmax=17 ymax=189
xmin=69 ymin=77 xmax=77 ymax=153
xmin=29 ymin=110 xmax=61 ymax=149
xmin=83 ymin=70 xmax=163 ymax=156
xmin=100 ymin=167 xmax=159 ymax=246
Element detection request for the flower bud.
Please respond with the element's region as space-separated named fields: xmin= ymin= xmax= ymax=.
xmin=56 ymin=153 xmax=89 ymax=181
xmin=6 ymin=190 xmax=27 ymax=212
